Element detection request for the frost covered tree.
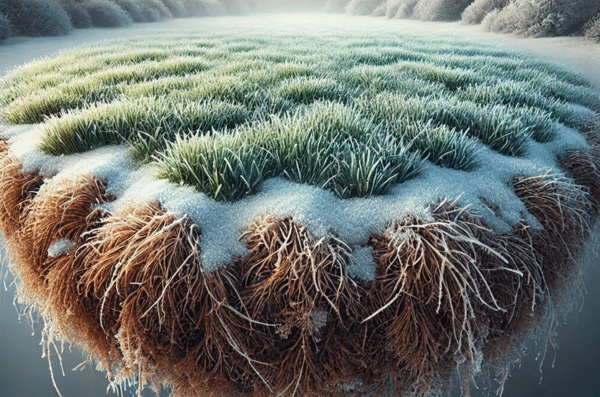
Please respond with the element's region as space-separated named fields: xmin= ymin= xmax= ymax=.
xmin=0 ymin=0 xmax=73 ymax=36
xmin=0 ymin=11 xmax=13 ymax=40
xmin=324 ymin=0 xmax=351 ymax=12
xmin=585 ymin=12 xmax=600 ymax=41
xmin=483 ymin=0 xmax=600 ymax=37
xmin=346 ymin=0 xmax=386 ymax=15
xmin=77 ymin=0 xmax=133 ymax=28
xmin=461 ymin=0 xmax=509 ymax=24
xmin=59 ymin=0 xmax=93 ymax=28
xmin=160 ymin=0 xmax=187 ymax=17
xmin=413 ymin=0 xmax=474 ymax=21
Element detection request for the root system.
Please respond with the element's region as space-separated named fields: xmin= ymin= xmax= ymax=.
xmin=0 ymin=137 xmax=598 ymax=397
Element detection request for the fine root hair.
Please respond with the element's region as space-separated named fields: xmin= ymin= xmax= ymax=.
xmin=240 ymin=215 xmax=364 ymax=396
xmin=0 ymin=147 xmax=43 ymax=239
xmin=513 ymin=172 xmax=591 ymax=274
xmin=11 ymin=174 xmax=110 ymax=300
xmin=78 ymin=201 xmax=252 ymax=396
xmin=559 ymin=148 xmax=600 ymax=214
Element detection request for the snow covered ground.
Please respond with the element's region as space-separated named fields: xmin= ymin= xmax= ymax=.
xmin=1 ymin=13 xmax=599 ymax=397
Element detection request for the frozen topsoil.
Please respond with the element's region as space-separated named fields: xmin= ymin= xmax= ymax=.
xmin=1 ymin=12 xmax=600 ymax=397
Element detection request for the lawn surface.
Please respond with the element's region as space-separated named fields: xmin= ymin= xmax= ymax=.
xmin=2 ymin=31 xmax=599 ymax=202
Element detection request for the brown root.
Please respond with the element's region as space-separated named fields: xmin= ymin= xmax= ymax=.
xmin=513 ymin=173 xmax=591 ymax=277
xmin=0 ymin=149 xmax=42 ymax=239
xmin=78 ymin=201 xmax=252 ymax=396
xmin=1 ymin=130 xmax=598 ymax=397
xmin=10 ymin=174 xmax=110 ymax=301
xmin=8 ymin=173 xmax=120 ymax=373
xmin=559 ymin=148 xmax=600 ymax=214
xmin=365 ymin=199 xmax=489 ymax=393
xmin=364 ymin=197 xmax=555 ymax=395
xmin=239 ymin=216 xmax=364 ymax=396
xmin=0 ymin=139 xmax=8 ymax=154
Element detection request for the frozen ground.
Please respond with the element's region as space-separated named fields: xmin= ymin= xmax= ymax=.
xmin=1 ymin=13 xmax=599 ymax=397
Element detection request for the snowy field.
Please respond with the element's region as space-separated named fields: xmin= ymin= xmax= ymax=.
xmin=1 ymin=13 xmax=599 ymax=397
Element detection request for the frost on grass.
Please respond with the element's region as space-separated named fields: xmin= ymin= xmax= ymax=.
xmin=2 ymin=31 xmax=598 ymax=202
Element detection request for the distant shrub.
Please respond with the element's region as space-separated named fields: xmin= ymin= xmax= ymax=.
xmin=346 ymin=0 xmax=385 ymax=16
xmin=373 ymin=2 xmax=386 ymax=16
xmin=0 ymin=11 xmax=14 ymax=40
xmin=182 ymin=0 xmax=226 ymax=16
xmin=413 ymin=0 xmax=473 ymax=21
xmin=220 ymin=0 xmax=250 ymax=14
xmin=111 ymin=0 xmax=171 ymax=22
xmin=585 ymin=13 xmax=600 ymax=41
xmin=483 ymin=0 xmax=600 ymax=37
xmin=113 ymin=0 xmax=147 ymax=22
xmin=81 ymin=0 xmax=133 ymax=28
xmin=0 ymin=0 xmax=73 ymax=37
xmin=324 ymin=0 xmax=350 ymax=13
xmin=377 ymin=0 xmax=419 ymax=19
xmin=160 ymin=0 xmax=187 ymax=17
xmin=59 ymin=0 xmax=94 ymax=28
xmin=144 ymin=0 xmax=173 ymax=19
xmin=373 ymin=0 xmax=406 ymax=18
xmin=396 ymin=0 xmax=419 ymax=18
xmin=461 ymin=0 xmax=508 ymax=24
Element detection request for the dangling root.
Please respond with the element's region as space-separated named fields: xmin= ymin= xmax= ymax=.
xmin=7 ymin=173 xmax=120 ymax=373
xmin=78 ymin=202 xmax=252 ymax=396
xmin=240 ymin=216 xmax=364 ymax=397
xmin=513 ymin=172 xmax=590 ymax=278
xmin=559 ymin=147 xmax=600 ymax=213
xmin=10 ymin=174 xmax=111 ymax=301
xmin=0 ymin=147 xmax=42 ymax=239
xmin=364 ymin=198 xmax=544 ymax=395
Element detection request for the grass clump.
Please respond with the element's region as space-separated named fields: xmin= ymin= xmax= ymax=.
xmin=1 ymin=31 xmax=594 ymax=201
xmin=40 ymin=97 xmax=250 ymax=161
xmin=158 ymin=102 xmax=424 ymax=201
xmin=158 ymin=133 xmax=268 ymax=201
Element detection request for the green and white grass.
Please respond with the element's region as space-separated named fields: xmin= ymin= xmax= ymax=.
xmin=1 ymin=31 xmax=598 ymax=201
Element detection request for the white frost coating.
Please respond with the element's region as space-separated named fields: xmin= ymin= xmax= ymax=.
xmin=348 ymin=246 xmax=376 ymax=282
xmin=0 ymin=120 xmax=590 ymax=273
xmin=47 ymin=239 xmax=76 ymax=258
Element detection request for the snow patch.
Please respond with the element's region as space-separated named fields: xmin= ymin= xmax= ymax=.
xmin=47 ymin=239 xmax=76 ymax=258
xmin=348 ymin=246 xmax=377 ymax=282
